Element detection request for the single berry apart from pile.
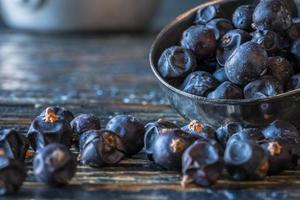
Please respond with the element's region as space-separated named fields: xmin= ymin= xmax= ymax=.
xmin=106 ymin=115 xmax=145 ymax=156
xmin=232 ymin=5 xmax=254 ymax=31
xmin=252 ymin=0 xmax=292 ymax=33
xmin=33 ymin=143 xmax=76 ymax=187
xmin=144 ymin=119 xmax=178 ymax=161
xmin=27 ymin=107 xmax=73 ymax=152
xmin=217 ymin=29 xmax=252 ymax=66
xmin=243 ymin=76 xmax=283 ymax=99
xmin=0 ymin=129 xmax=28 ymax=161
xmin=207 ymin=81 xmax=243 ymax=99
xmin=157 ymin=46 xmax=197 ymax=80
xmin=224 ymin=140 xmax=269 ymax=180
xmin=225 ymin=42 xmax=268 ymax=85
xmin=181 ymin=120 xmax=216 ymax=140
xmin=80 ymin=130 xmax=126 ymax=168
xmin=40 ymin=106 xmax=74 ymax=123
xmin=261 ymin=139 xmax=296 ymax=175
xmin=152 ymin=129 xmax=198 ymax=170
xmin=216 ymin=121 xmax=243 ymax=148
xmin=181 ymin=25 xmax=217 ymax=59
xmin=181 ymin=141 xmax=224 ymax=187
xmin=71 ymin=114 xmax=101 ymax=148
xmin=181 ymin=71 xmax=219 ymax=96
xmin=0 ymin=155 xmax=27 ymax=196
xmin=268 ymin=57 xmax=294 ymax=83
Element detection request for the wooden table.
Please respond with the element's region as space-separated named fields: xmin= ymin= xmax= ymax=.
xmin=0 ymin=30 xmax=300 ymax=200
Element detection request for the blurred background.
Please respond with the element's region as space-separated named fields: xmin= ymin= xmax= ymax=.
xmin=0 ymin=0 xmax=205 ymax=32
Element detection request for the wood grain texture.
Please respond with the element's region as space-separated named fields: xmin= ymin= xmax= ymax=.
xmin=0 ymin=30 xmax=299 ymax=199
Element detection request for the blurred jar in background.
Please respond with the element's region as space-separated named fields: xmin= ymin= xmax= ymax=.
xmin=0 ymin=0 xmax=161 ymax=32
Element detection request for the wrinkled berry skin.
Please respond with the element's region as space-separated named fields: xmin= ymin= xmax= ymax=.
xmin=152 ymin=129 xmax=198 ymax=170
xmin=33 ymin=143 xmax=76 ymax=187
xmin=0 ymin=129 xmax=28 ymax=162
xmin=80 ymin=130 xmax=126 ymax=168
xmin=71 ymin=114 xmax=101 ymax=149
xmin=244 ymin=76 xmax=283 ymax=99
xmin=195 ymin=5 xmax=226 ymax=24
xmin=158 ymin=46 xmax=197 ymax=80
xmin=268 ymin=57 xmax=294 ymax=83
xmin=181 ymin=25 xmax=217 ymax=59
xmin=144 ymin=119 xmax=178 ymax=161
xmin=27 ymin=110 xmax=73 ymax=152
xmin=40 ymin=106 xmax=74 ymax=123
xmin=206 ymin=18 xmax=233 ymax=40
xmin=106 ymin=115 xmax=145 ymax=156
xmin=253 ymin=0 xmax=292 ymax=33
xmin=213 ymin=68 xmax=229 ymax=83
xmin=0 ymin=156 xmax=27 ymax=196
xmin=225 ymin=42 xmax=268 ymax=85
xmin=208 ymin=81 xmax=243 ymax=100
xmin=217 ymin=29 xmax=252 ymax=67
xmin=225 ymin=140 xmax=269 ymax=181
xmin=261 ymin=139 xmax=296 ymax=175
xmin=251 ymin=30 xmax=287 ymax=55
xmin=287 ymin=74 xmax=300 ymax=91
xmin=181 ymin=71 xmax=219 ymax=97
xmin=232 ymin=5 xmax=254 ymax=31
xmin=181 ymin=141 xmax=223 ymax=187
xmin=181 ymin=120 xmax=216 ymax=140
xmin=216 ymin=121 xmax=243 ymax=148
xmin=227 ymin=128 xmax=265 ymax=146
xmin=288 ymin=18 xmax=300 ymax=42
xmin=291 ymin=38 xmax=300 ymax=65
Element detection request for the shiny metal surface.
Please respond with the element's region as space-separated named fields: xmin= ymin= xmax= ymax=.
xmin=150 ymin=0 xmax=300 ymax=128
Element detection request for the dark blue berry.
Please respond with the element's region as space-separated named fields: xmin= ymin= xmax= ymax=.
xmin=291 ymin=38 xmax=300 ymax=65
xmin=260 ymin=139 xmax=296 ymax=175
xmin=80 ymin=130 xmax=126 ymax=168
xmin=206 ymin=18 xmax=233 ymax=40
xmin=227 ymin=128 xmax=265 ymax=146
xmin=144 ymin=119 xmax=178 ymax=161
xmin=224 ymin=140 xmax=269 ymax=180
xmin=71 ymin=114 xmax=101 ymax=149
xmin=0 ymin=156 xmax=26 ymax=195
xmin=244 ymin=76 xmax=283 ymax=99
xmin=181 ymin=141 xmax=223 ymax=187
xmin=213 ymin=68 xmax=229 ymax=82
xmin=181 ymin=25 xmax=217 ymax=59
xmin=288 ymin=18 xmax=300 ymax=41
xmin=152 ymin=129 xmax=198 ymax=170
xmin=158 ymin=46 xmax=197 ymax=79
xmin=106 ymin=115 xmax=145 ymax=156
xmin=243 ymin=76 xmax=283 ymax=99
xmin=195 ymin=5 xmax=226 ymax=25
xmin=225 ymin=42 xmax=268 ymax=85
xmin=181 ymin=71 xmax=219 ymax=96
xmin=253 ymin=0 xmax=293 ymax=33
xmin=286 ymin=73 xmax=300 ymax=91
xmin=40 ymin=106 xmax=74 ymax=123
xmin=33 ymin=143 xmax=76 ymax=186
xmin=0 ymin=129 xmax=28 ymax=162
xmin=268 ymin=57 xmax=294 ymax=83
xmin=207 ymin=81 xmax=243 ymax=100
xmin=232 ymin=5 xmax=254 ymax=31
xmin=251 ymin=30 xmax=287 ymax=55
xmin=262 ymin=120 xmax=300 ymax=141
xmin=216 ymin=121 xmax=243 ymax=148
xmin=27 ymin=107 xmax=73 ymax=152
xmin=217 ymin=29 xmax=252 ymax=67
xmin=181 ymin=120 xmax=216 ymax=140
